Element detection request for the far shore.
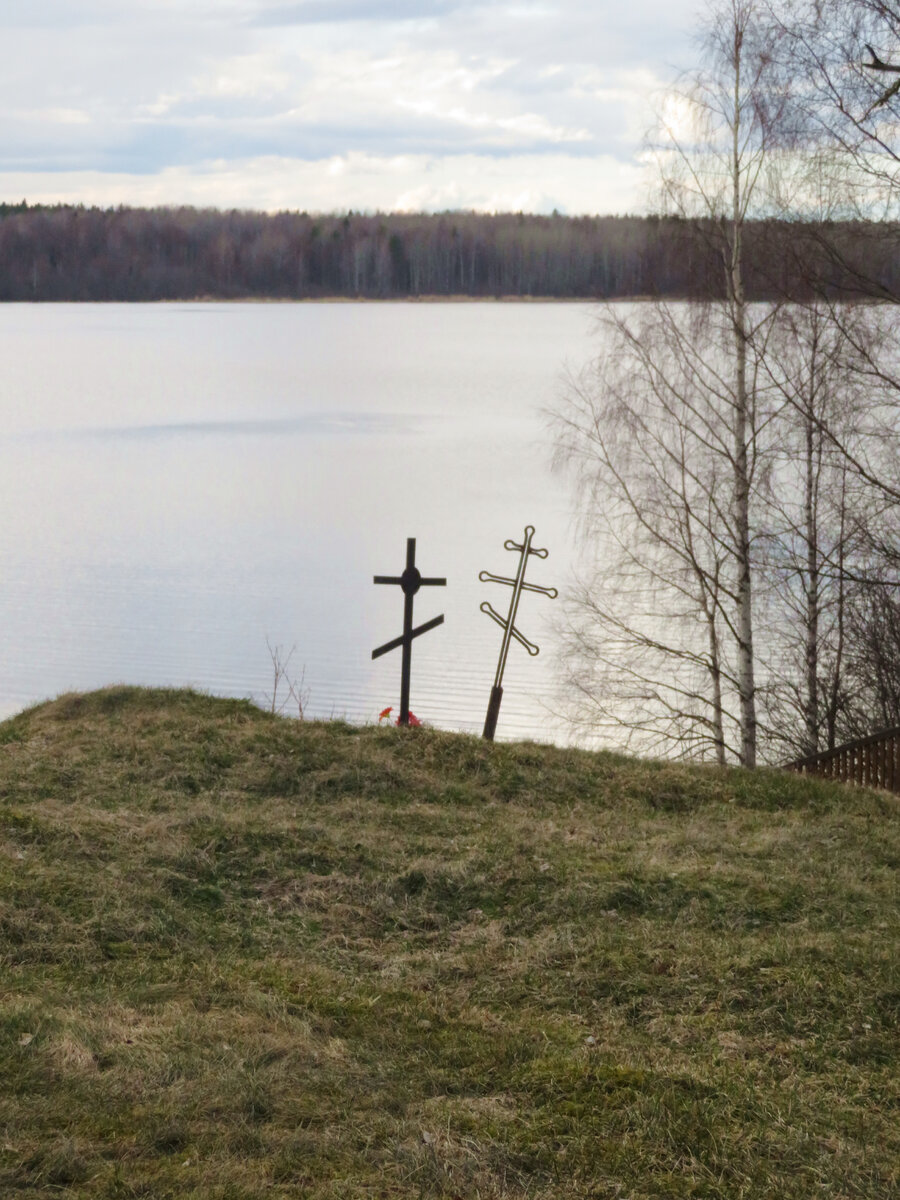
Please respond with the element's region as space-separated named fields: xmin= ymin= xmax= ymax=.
xmin=182 ymin=294 xmax=606 ymax=304
xmin=6 ymin=293 xmax=666 ymax=304
xmin=175 ymin=292 xmax=676 ymax=304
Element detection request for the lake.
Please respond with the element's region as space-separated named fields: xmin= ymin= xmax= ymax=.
xmin=0 ymin=301 xmax=598 ymax=741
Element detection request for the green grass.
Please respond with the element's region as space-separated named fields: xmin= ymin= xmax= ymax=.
xmin=0 ymin=686 xmax=897 ymax=1199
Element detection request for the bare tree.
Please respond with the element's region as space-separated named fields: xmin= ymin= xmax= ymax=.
xmin=261 ymin=638 xmax=309 ymax=719
xmin=768 ymin=0 xmax=900 ymax=298
xmin=553 ymin=0 xmax=900 ymax=763
xmin=555 ymin=298 xmax=785 ymax=763
xmin=753 ymin=301 xmax=895 ymax=757
xmin=652 ymin=0 xmax=798 ymax=765
xmin=555 ymin=0 xmax=786 ymax=766
xmin=842 ymin=567 xmax=900 ymax=730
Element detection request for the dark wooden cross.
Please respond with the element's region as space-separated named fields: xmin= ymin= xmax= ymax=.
xmin=479 ymin=525 xmax=557 ymax=741
xmin=372 ymin=537 xmax=446 ymax=725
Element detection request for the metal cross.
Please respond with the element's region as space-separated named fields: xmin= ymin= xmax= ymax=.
xmin=372 ymin=537 xmax=446 ymax=726
xmin=479 ymin=525 xmax=557 ymax=740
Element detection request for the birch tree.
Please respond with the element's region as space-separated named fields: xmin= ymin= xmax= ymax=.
xmin=555 ymin=306 xmax=743 ymax=762
xmin=556 ymin=0 xmax=783 ymax=765
xmin=665 ymin=0 xmax=797 ymax=764
xmin=754 ymin=302 xmax=892 ymax=757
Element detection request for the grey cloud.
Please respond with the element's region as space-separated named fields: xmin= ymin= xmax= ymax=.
xmin=0 ymin=1 xmax=214 ymax=30
xmin=419 ymin=5 xmax=694 ymax=78
xmin=0 ymin=106 xmax=621 ymax=177
xmin=253 ymin=0 xmax=470 ymax=26
xmin=0 ymin=2 xmax=103 ymax=28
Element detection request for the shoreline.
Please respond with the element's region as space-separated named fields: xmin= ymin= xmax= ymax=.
xmin=1 ymin=293 xmax=667 ymax=305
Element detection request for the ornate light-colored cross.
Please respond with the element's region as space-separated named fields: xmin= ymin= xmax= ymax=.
xmin=479 ymin=525 xmax=557 ymax=740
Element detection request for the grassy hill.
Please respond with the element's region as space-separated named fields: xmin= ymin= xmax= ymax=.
xmin=0 ymin=687 xmax=897 ymax=1199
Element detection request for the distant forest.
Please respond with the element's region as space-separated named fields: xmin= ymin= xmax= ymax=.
xmin=0 ymin=200 xmax=897 ymax=302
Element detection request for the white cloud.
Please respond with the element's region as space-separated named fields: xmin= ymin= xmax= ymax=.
xmin=13 ymin=107 xmax=92 ymax=126
xmin=0 ymin=151 xmax=650 ymax=215
xmin=0 ymin=0 xmax=698 ymax=213
xmin=193 ymin=54 xmax=292 ymax=101
xmin=396 ymin=97 xmax=591 ymax=145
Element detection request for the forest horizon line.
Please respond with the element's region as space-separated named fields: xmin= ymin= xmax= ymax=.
xmin=0 ymin=200 xmax=896 ymax=304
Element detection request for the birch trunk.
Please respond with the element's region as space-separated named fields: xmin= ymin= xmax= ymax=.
xmin=804 ymin=398 xmax=821 ymax=756
xmin=730 ymin=23 xmax=757 ymax=768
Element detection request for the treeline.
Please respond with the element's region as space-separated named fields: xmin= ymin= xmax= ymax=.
xmin=0 ymin=201 xmax=898 ymax=302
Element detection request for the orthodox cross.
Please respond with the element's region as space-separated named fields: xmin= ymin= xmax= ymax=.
xmin=372 ymin=537 xmax=446 ymax=726
xmin=479 ymin=525 xmax=557 ymax=741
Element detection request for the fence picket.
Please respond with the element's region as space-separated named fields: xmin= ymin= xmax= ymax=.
xmin=785 ymin=724 xmax=900 ymax=793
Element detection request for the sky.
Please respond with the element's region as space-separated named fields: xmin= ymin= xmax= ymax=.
xmin=0 ymin=0 xmax=701 ymax=215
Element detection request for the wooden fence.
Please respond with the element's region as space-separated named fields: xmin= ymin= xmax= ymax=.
xmin=784 ymin=725 xmax=900 ymax=792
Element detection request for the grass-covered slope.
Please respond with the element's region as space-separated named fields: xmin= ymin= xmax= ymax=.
xmin=0 ymin=687 xmax=897 ymax=1199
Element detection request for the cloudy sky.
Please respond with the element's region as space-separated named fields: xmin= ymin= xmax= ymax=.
xmin=0 ymin=0 xmax=701 ymax=215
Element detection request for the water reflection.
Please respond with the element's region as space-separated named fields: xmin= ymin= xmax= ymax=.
xmin=0 ymin=301 xmax=595 ymax=741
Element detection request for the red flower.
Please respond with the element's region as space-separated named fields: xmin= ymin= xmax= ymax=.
xmin=381 ymin=706 xmax=422 ymax=727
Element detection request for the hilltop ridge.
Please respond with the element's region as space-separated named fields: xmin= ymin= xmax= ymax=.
xmin=1 ymin=687 xmax=897 ymax=1198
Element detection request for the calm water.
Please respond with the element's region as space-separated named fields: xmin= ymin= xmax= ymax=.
xmin=0 ymin=302 xmax=597 ymax=741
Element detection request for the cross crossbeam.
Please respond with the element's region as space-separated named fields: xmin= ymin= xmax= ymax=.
xmin=479 ymin=524 xmax=557 ymax=740
xmin=371 ymin=613 xmax=445 ymax=660
xmin=372 ymin=537 xmax=445 ymax=725
xmin=480 ymin=601 xmax=540 ymax=656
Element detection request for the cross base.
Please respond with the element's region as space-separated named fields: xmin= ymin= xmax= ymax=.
xmin=483 ymin=685 xmax=503 ymax=741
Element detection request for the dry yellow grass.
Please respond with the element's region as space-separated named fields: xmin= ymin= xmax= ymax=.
xmin=0 ymin=686 xmax=897 ymax=1198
